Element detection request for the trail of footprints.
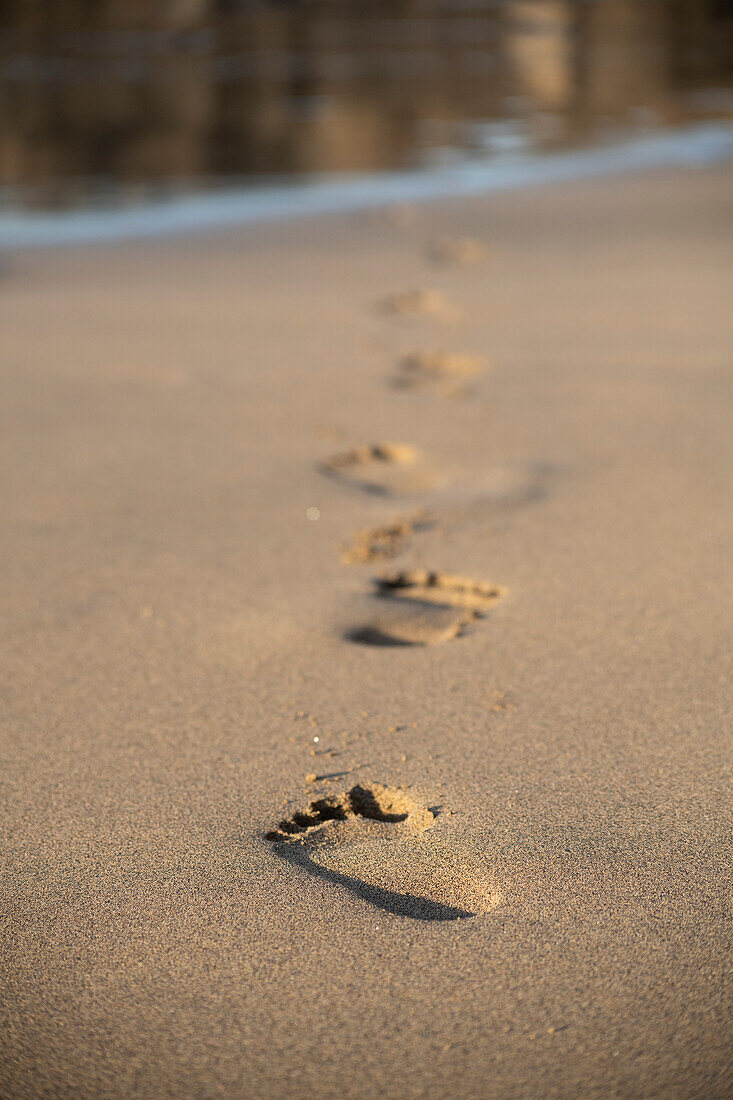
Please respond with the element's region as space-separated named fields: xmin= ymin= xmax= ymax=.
xmin=266 ymin=232 xmax=504 ymax=920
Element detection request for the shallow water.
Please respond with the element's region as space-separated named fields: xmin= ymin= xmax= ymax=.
xmin=2 ymin=124 xmax=732 ymax=248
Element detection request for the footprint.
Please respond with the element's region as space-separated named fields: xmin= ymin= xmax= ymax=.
xmin=392 ymin=350 xmax=487 ymax=398
xmin=320 ymin=442 xmax=441 ymax=498
xmin=379 ymin=289 xmax=461 ymax=324
xmin=341 ymin=512 xmax=432 ymax=565
xmin=347 ymin=570 xmax=505 ymax=647
xmin=266 ymin=783 xmax=496 ymax=921
xmin=426 ymin=237 xmax=486 ymax=266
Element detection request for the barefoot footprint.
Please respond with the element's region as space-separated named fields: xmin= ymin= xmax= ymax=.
xmin=266 ymin=783 xmax=498 ymax=921
xmin=347 ymin=570 xmax=505 ymax=646
xmin=341 ymin=512 xmax=432 ymax=564
xmin=320 ymin=442 xmax=440 ymax=497
xmin=426 ymin=237 xmax=486 ymax=267
xmin=379 ymin=289 xmax=461 ymax=324
xmin=392 ymin=350 xmax=487 ymax=398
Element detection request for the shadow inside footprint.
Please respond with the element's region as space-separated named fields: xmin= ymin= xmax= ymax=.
xmin=345 ymin=625 xmax=425 ymax=647
xmin=272 ymin=844 xmax=473 ymax=921
xmin=345 ymin=604 xmax=466 ymax=647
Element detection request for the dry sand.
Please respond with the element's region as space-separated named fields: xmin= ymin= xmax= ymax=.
xmin=1 ymin=165 xmax=732 ymax=1098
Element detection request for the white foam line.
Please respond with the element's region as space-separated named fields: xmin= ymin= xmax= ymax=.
xmin=1 ymin=123 xmax=732 ymax=250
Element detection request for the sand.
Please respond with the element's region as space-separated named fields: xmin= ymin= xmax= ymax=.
xmin=1 ymin=164 xmax=731 ymax=1098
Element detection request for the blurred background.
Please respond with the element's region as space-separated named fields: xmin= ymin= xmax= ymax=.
xmin=1 ymin=0 xmax=732 ymax=214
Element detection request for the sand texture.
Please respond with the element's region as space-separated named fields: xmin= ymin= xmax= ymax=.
xmin=1 ymin=165 xmax=732 ymax=1099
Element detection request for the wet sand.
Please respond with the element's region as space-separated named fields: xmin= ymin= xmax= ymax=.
xmin=1 ymin=165 xmax=731 ymax=1098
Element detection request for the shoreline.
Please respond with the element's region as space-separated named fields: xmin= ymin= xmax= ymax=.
xmin=1 ymin=121 xmax=732 ymax=250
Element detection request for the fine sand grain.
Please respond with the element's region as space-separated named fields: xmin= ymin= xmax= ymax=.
xmin=1 ymin=165 xmax=732 ymax=1099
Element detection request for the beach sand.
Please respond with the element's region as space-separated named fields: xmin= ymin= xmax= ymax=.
xmin=1 ymin=164 xmax=731 ymax=1098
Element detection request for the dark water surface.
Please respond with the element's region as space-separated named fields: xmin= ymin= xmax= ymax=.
xmin=1 ymin=1 xmax=732 ymax=212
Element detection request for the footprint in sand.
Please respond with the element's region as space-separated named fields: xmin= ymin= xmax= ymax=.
xmin=392 ymin=350 xmax=487 ymax=399
xmin=266 ymin=782 xmax=498 ymax=921
xmin=340 ymin=512 xmax=433 ymax=565
xmin=320 ymin=442 xmax=441 ymax=498
xmin=347 ymin=570 xmax=505 ymax=647
xmin=426 ymin=237 xmax=486 ymax=267
xmin=379 ymin=289 xmax=461 ymax=324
